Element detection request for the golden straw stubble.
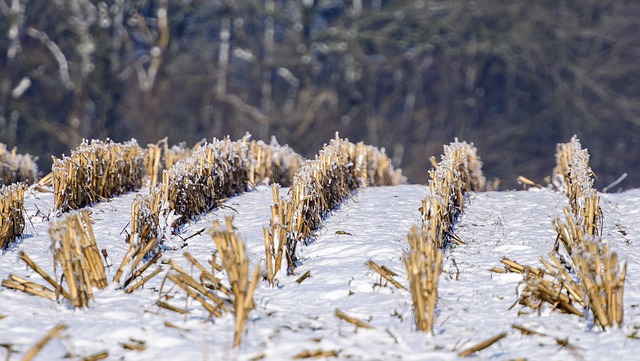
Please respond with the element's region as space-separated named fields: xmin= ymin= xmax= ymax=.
xmin=0 ymin=183 xmax=27 ymax=249
xmin=210 ymin=217 xmax=260 ymax=347
xmin=404 ymin=227 xmax=442 ymax=333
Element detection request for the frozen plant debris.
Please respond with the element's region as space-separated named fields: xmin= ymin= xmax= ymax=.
xmin=264 ymin=134 xmax=406 ymax=276
xmin=0 ymin=143 xmax=38 ymax=186
xmin=52 ymin=139 xmax=145 ymax=212
xmin=0 ymin=183 xmax=26 ymax=249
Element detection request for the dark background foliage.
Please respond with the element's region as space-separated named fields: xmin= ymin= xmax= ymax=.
xmin=1 ymin=0 xmax=638 ymax=189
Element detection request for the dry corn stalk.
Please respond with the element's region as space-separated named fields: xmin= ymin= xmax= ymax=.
xmin=53 ymin=139 xmax=145 ymax=212
xmin=113 ymin=236 xmax=163 ymax=291
xmin=0 ymin=183 xmax=26 ymax=249
xmin=491 ymin=257 xmax=545 ymax=278
xmin=210 ymin=217 xmax=260 ymax=348
xmin=81 ymin=351 xmax=109 ymax=361
xmin=165 ymin=141 xmax=194 ymax=170
xmin=552 ymin=135 xmax=602 ymax=236
xmin=161 ymin=137 xmax=249 ymax=226
xmin=49 ymin=210 xmax=108 ymax=307
xmin=1 ymin=273 xmax=57 ymax=300
xmin=514 ymin=258 xmax=585 ymax=317
xmin=158 ymin=250 xmax=232 ymax=319
xmin=366 ymin=260 xmax=406 ymax=290
xmin=144 ymin=138 xmax=192 ymax=187
xmin=22 ymin=323 xmax=67 ymax=361
xmin=353 ymin=141 xmax=406 ymax=187
xmin=334 ymin=309 xmax=374 ymax=329
xmin=0 ymin=143 xmax=38 ymax=185
xmin=552 ymin=212 xmax=625 ymax=328
xmin=266 ymin=134 xmax=405 ymax=275
xmin=458 ymin=332 xmax=507 ymax=357
xmin=571 ymin=239 xmax=626 ymax=328
xmin=159 ymin=222 xmax=260 ymax=348
xmin=128 ymin=187 xmax=163 ymax=257
xmin=242 ymin=134 xmax=305 ymax=187
xmin=3 ymin=211 xmax=108 ymax=308
xmin=403 ymin=226 xmax=442 ymax=333
xmin=292 ymin=349 xmax=340 ymax=359
xmin=144 ymin=142 xmax=163 ymax=188
xmin=263 ymin=185 xmax=292 ymax=284
xmin=516 ymin=213 xmax=625 ymax=328
xmin=160 ymin=258 xmax=228 ymax=318
xmin=421 ymin=140 xmax=485 ymax=249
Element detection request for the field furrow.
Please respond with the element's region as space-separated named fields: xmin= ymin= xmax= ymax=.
xmin=3 ymin=183 xmax=640 ymax=360
xmin=252 ymin=185 xmax=429 ymax=359
xmin=442 ymin=189 xmax=640 ymax=359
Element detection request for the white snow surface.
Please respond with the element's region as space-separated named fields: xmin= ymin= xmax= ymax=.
xmin=1 ymin=185 xmax=640 ymax=360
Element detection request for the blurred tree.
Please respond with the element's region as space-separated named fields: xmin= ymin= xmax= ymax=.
xmin=1 ymin=0 xmax=639 ymax=189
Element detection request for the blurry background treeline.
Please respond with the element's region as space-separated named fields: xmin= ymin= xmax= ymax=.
xmin=1 ymin=0 xmax=639 ymax=189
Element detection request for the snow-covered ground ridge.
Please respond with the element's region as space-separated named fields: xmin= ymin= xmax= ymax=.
xmin=1 ymin=184 xmax=640 ymax=360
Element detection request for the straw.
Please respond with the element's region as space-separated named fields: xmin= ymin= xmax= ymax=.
xmin=0 ymin=143 xmax=38 ymax=185
xmin=458 ymin=332 xmax=507 ymax=357
xmin=0 ymin=183 xmax=26 ymax=249
xmin=52 ymin=139 xmax=145 ymax=212
xmin=22 ymin=323 xmax=67 ymax=361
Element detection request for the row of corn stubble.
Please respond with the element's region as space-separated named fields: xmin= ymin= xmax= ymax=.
xmin=1 ymin=134 xmax=625 ymax=358
xmin=0 ymin=133 xmax=406 ymax=356
xmin=494 ymin=136 xmax=626 ymax=330
xmin=400 ymin=136 xmax=627 ymax=357
xmin=396 ymin=136 xmax=628 ymax=359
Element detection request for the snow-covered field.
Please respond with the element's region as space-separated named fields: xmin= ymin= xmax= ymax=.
xmin=1 ymin=185 xmax=639 ymax=360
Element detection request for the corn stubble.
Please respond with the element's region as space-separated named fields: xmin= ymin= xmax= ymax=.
xmin=127 ymin=187 xmax=163 ymax=258
xmin=22 ymin=323 xmax=68 ymax=361
xmin=3 ymin=209 xmax=162 ymax=307
xmin=509 ymin=136 xmax=625 ymax=329
xmin=132 ymin=134 xmax=304 ymax=255
xmin=159 ymin=217 xmax=258 ymax=348
xmin=420 ymin=141 xmax=486 ymax=249
xmin=52 ymin=139 xmax=145 ymax=212
xmin=403 ymin=140 xmax=485 ymax=333
xmin=144 ymin=138 xmax=192 ymax=188
xmin=263 ymin=135 xmax=406 ymax=280
xmin=160 ymin=134 xmax=307 ymax=228
xmin=161 ymin=137 xmax=249 ymax=226
xmin=3 ymin=211 xmax=108 ymax=308
xmin=210 ymin=217 xmax=260 ymax=347
xmin=0 ymin=183 xmax=26 ymax=249
xmin=0 ymin=143 xmax=38 ymax=185
xmin=404 ymin=227 xmax=442 ymax=332
xmin=553 ymin=135 xmax=603 ymax=236
xmin=244 ymin=135 xmax=305 ymax=187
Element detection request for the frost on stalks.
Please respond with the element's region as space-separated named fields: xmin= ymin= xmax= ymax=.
xmin=553 ymin=135 xmax=602 ymax=236
xmin=420 ymin=140 xmax=486 ymax=248
xmin=49 ymin=211 xmax=108 ymax=308
xmin=513 ymin=135 xmax=622 ymax=328
xmin=515 ymin=213 xmax=626 ymax=330
xmin=129 ymin=187 xmax=165 ymax=257
xmin=144 ymin=138 xmax=193 ymax=188
xmin=0 ymin=143 xmax=38 ymax=186
xmin=403 ymin=140 xmax=484 ymax=334
xmin=242 ymin=134 xmax=305 ymax=187
xmin=161 ymin=137 xmax=250 ymax=227
xmin=403 ymin=226 xmax=442 ymax=333
xmin=264 ymin=134 xmax=407 ymax=276
xmin=0 ymin=183 xmax=27 ymax=249
xmin=210 ymin=217 xmax=260 ymax=348
xmin=52 ymin=139 xmax=145 ymax=212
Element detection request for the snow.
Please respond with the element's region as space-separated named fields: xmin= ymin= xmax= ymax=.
xmin=1 ymin=185 xmax=640 ymax=360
